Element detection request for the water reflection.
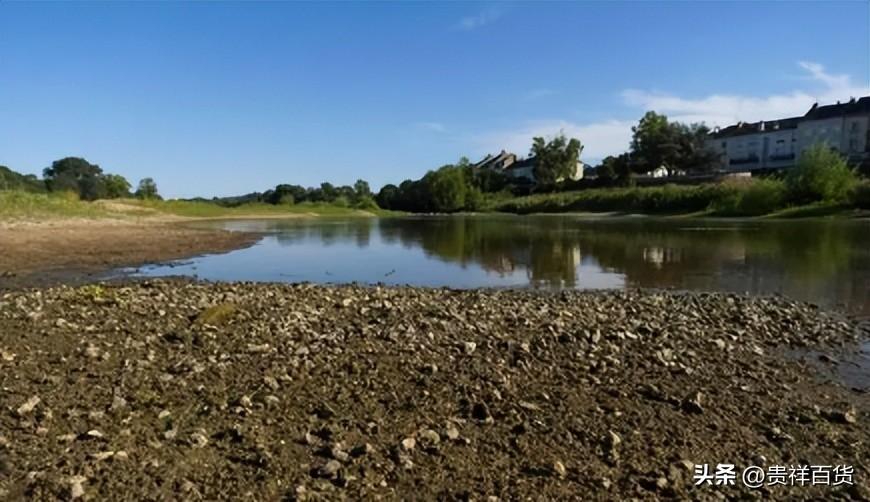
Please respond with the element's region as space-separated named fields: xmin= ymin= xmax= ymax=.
xmin=147 ymin=216 xmax=870 ymax=316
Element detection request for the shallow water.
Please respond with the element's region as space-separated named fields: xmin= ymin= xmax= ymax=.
xmin=135 ymin=215 xmax=870 ymax=317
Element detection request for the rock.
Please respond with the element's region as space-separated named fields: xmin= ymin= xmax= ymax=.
xmin=191 ymin=431 xmax=209 ymax=448
xmin=330 ymin=442 xmax=349 ymax=462
xmin=195 ymin=303 xmax=237 ymax=326
xmin=446 ymin=426 xmax=460 ymax=441
xmin=263 ymin=376 xmax=280 ymax=390
xmin=84 ymin=345 xmax=101 ymax=358
xmin=86 ymin=429 xmax=104 ymax=439
xmin=418 ymin=429 xmax=440 ymax=447
xmin=69 ymin=475 xmax=87 ymax=499
xmin=16 ymin=395 xmax=40 ymax=416
xmin=90 ymin=451 xmax=115 ymax=461
xmin=401 ymin=437 xmax=416 ymax=450
xmin=607 ymin=430 xmax=621 ymax=447
xmin=318 ymin=460 xmax=342 ymax=479
xmin=553 ymin=461 xmax=567 ymax=478
xmin=827 ymin=407 xmax=858 ymax=424
xmin=239 ymin=395 xmax=253 ymax=408
xmin=462 ymin=341 xmax=477 ymax=355
xmin=681 ymin=392 xmax=704 ymax=414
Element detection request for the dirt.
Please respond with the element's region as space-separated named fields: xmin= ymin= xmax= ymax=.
xmin=0 ymin=221 xmax=258 ymax=289
xmin=0 ymin=281 xmax=867 ymax=500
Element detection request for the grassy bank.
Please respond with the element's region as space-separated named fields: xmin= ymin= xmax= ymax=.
xmin=0 ymin=190 xmax=397 ymax=222
xmin=492 ymin=179 xmax=870 ymax=217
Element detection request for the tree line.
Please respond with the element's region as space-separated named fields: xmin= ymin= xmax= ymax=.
xmin=0 ymin=157 xmax=160 ymax=200
xmin=595 ymin=111 xmax=717 ymax=185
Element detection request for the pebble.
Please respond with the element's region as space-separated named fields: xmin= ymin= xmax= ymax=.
xmin=16 ymin=395 xmax=40 ymax=416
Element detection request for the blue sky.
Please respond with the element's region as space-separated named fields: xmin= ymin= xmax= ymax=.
xmin=1 ymin=1 xmax=868 ymax=198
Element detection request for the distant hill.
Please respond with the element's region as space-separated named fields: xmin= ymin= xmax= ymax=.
xmin=0 ymin=166 xmax=45 ymax=192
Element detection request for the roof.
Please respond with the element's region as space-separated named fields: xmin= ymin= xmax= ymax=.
xmin=508 ymin=157 xmax=536 ymax=169
xmin=709 ymin=96 xmax=870 ymax=139
xmin=473 ymin=150 xmax=516 ymax=170
xmin=803 ymin=96 xmax=870 ymax=121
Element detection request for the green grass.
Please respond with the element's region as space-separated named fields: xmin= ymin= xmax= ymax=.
xmin=0 ymin=190 xmax=110 ymax=219
xmin=0 ymin=190 xmax=400 ymax=221
xmin=128 ymin=199 xmax=398 ymax=218
xmin=493 ymin=183 xmax=738 ymax=215
xmin=492 ymin=179 xmax=869 ymax=218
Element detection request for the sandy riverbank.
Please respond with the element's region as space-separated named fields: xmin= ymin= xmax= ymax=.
xmin=0 ymin=220 xmax=259 ymax=288
xmin=0 ymin=281 xmax=866 ymax=500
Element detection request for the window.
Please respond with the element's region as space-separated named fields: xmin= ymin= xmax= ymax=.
xmin=851 ymin=121 xmax=860 ymax=132
xmin=721 ymin=141 xmax=726 ymax=149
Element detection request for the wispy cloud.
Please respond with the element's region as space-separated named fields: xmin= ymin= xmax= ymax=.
xmin=456 ymin=8 xmax=502 ymax=31
xmin=416 ymin=121 xmax=447 ymax=133
xmin=475 ymin=62 xmax=868 ymax=164
xmin=621 ymin=61 xmax=869 ymax=127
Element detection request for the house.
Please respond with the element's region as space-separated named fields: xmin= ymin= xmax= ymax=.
xmin=474 ymin=151 xmax=585 ymax=184
xmin=472 ymin=150 xmax=517 ymax=171
xmin=706 ymin=96 xmax=870 ymax=172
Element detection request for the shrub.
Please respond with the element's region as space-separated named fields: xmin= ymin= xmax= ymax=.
xmin=711 ymin=178 xmax=787 ymax=216
xmin=332 ymin=195 xmax=350 ymax=208
xmin=785 ymin=145 xmax=857 ymax=204
xmin=353 ymin=195 xmax=379 ymax=210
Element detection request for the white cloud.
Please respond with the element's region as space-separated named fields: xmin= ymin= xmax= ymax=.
xmin=416 ymin=122 xmax=446 ymax=133
xmin=456 ymin=9 xmax=502 ymax=31
xmin=474 ymin=119 xmax=634 ymax=164
xmin=621 ymin=61 xmax=869 ymax=127
xmin=475 ymin=62 xmax=869 ymax=163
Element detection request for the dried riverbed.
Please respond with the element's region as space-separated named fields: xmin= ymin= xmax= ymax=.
xmin=0 ymin=281 xmax=867 ymax=500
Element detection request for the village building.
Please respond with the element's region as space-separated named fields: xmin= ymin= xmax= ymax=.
xmin=706 ymin=96 xmax=870 ymax=172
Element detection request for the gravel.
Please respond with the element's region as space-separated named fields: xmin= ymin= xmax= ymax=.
xmin=0 ymin=280 xmax=867 ymax=500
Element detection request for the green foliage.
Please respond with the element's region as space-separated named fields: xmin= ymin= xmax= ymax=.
xmin=0 ymin=190 xmax=109 ymax=219
xmin=629 ymin=111 xmax=718 ymax=175
xmin=0 ymin=166 xmax=45 ymax=192
xmin=103 ymin=174 xmax=132 ymax=199
xmin=43 ymin=157 xmax=107 ymax=200
xmin=353 ymin=179 xmax=372 ymax=200
xmin=425 ymin=166 xmax=468 ymax=212
xmin=135 ymin=178 xmax=160 ymax=200
xmin=785 ymin=145 xmax=857 ymax=203
xmin=530 ymin=133 xmax=583 ymax=187
xmin=711 ymin=178 xmax=787 ymax=216
xmin=495 ymin=183 xmax=736 ymax=215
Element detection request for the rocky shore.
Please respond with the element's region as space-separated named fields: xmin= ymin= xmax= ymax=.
xmin=0 ymin=281 xmax=867 ymax=500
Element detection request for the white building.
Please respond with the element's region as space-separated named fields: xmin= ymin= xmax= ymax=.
xmin=706 ymin=96 xmax=870 ymax=172
xmin=473 ymin=152 xmax=584 ymax=183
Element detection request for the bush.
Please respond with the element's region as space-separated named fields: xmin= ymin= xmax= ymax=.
xmin=711 ymin=178 xmax=787 ymax=216
xmin=332 ymin=195 xmax=350 ymax=208
xmin=353 ymin=195 xmax=379 ymax=210
xmin=785 ymin=145 xmax=857 ymax=204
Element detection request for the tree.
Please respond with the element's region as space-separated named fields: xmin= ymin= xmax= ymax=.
xmin=424 ymin=166 xmax=467 ymax=213
xmin=630 ymin=111 xmax=719 ymax=174
xmin=135 ymin=178 xmax=160 ymax=200
xmin=530 ymin=133 xmax=583 ymax=187
xmin=319 ymin=182 xmax=337 ymax=202
xmin=103 ymin=174 xmax=132 ymax=198
xmin=43 ymin=157 xmax=106 ymax=200
xmin=375 ymin=184 xmax=399 ymax=209
xmin=785 ymin=144 xmax=857 ymax=203
xmin=0 ymin=166 xmax=44 ymax=192
xmin=353 ymin=179 xmax=372 ymax=201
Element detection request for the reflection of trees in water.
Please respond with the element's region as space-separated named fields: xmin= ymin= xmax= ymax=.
xmin=263 ymin=216 xmax=870 ymax=313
